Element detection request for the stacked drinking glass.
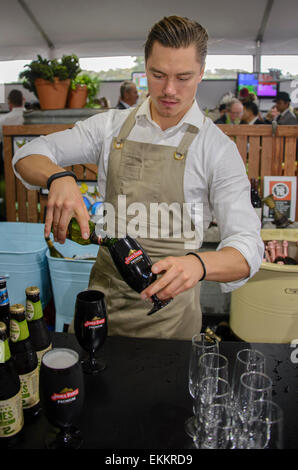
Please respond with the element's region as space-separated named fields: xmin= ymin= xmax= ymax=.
xmin=186 ymin=337 xmax=284 ymax=449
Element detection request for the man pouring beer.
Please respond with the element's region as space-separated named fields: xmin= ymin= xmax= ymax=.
xmin=13 ymin=16 xmax=263 ymax=340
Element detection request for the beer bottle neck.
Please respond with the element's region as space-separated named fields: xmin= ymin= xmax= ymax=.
xmin=26 ymin=297 xmax=43 ymax=321
xmin=100 ymin=236 xmax=119 ymax=247
xmin=89 ymin=230 xmax=101 ymax=245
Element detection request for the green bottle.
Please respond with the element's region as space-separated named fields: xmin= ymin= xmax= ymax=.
xmin=66 ymin=218 xmax=119 ymax=247
xmin=45 ymin=237 xmax=64 ymax=258
xmin=0 ymin=322 xmax=24 ymax=447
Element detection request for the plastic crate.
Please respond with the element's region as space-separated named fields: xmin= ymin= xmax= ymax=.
xmin=46 ymin=239 xmax=99 ymax=332
xmin=0 ymin=222 xmax=51 ymax=308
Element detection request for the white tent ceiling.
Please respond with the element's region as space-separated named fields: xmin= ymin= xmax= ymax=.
xmin=0 ymin=0 xmax=298 ymax=61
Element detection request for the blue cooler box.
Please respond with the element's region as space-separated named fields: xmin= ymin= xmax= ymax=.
xmin=46 ymin=239 xmax=99 ymax=332
xmin=0 ymin=222 xmax=52 ymax=308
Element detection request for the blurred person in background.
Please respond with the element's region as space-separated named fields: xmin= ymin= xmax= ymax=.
xmin=214 ymin=98 xmax=243 ymax=124
xmin=264 ymin=104 xmax=280 ymax=123
xmin=274 ymin=92 xmax=297 ymax=125
xmin=116 ymin=81 xmax=139 ymax=109
xmin=0 ymin=89 xmax=25 ymax=143
xmin=242 ymin=101 xmax=264 ymax=125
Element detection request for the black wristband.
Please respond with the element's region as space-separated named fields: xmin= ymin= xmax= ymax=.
xmin=186 ymin=252 xmax=206 ymax=281
xmin=47 ymin=171 xmax=78 ymax=190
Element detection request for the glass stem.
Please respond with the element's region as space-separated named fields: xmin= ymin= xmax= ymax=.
xmin=61 ymin=425 xmax=72 ymax=444
xmin=89 ymin=349 xmax=97 ymax=368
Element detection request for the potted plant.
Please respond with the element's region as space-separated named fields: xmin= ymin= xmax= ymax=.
xmin=68 ymin=72 xmax=101 ymax=109
xmin=68 ymin=74 xmax=89 ymax=109
xmin=19 ymin=54 xmax=81 ymax=110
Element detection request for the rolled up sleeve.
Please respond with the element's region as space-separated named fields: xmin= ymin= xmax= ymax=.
xmin=210 ymin=140 xmax=264 ymax=293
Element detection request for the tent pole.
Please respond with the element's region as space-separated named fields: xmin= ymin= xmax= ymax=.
xmin=253 ymin=40 xmax=262 ymax=73
xmin=253 ymin=0 xmax=274 ymax=72
xmin=17 ymin=0 xmax=55 ymax=53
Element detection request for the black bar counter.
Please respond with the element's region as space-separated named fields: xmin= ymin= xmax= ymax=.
xmin=13 ymin=333 xmax=298 ymax=449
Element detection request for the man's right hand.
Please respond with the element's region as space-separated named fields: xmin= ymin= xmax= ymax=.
xmin=44 ymin=176 xmax=90 ymax=244
xmin=15 ymin=154 xmax=91 ymax=244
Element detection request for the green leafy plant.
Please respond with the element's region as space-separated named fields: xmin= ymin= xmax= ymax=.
xmin=61 ymin=54 xmax=81 ymax=80
xmin=70 ymin=72 xmax=101 ymax=107
xmin=19 ymin=54 xmax=81 ymax=98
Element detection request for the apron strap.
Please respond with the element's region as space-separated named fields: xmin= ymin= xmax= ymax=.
xmin=174 ymin=123 xmax=201 ymax=161
xmin=113 ymin=106 xmax=140 ymax=148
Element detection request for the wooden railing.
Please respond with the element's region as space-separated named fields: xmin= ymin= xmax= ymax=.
xmin=3 ymin=123 xmax=298 ymax=223
xmin=3 ymin=124 xmax=97 ymax=223
xmin=218 ymin=124 xmax=298 ymax=220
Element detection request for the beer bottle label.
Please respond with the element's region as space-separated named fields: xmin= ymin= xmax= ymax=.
xmin=25 ymin=300 xmax=43 ymax=321
xmin=0 ymin=338 xmax=11 ymax=363
xmin=19 ymin=367 xmax=40 ymax=409
xmin=125 ymin=249 xmax=143 ymax=265
xmin=10 ymin=319 xmax=29 ymax=343
xmin=0 ymin=286 xmax=9 ymax=306
xmin=0 ymin=389 xmax=24 ymax=438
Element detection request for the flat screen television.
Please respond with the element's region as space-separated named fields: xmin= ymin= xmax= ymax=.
xmin=131 ymin=72 xmax=148 ymax=94
xmin=237 ymin=72 xmax=279 ymax=99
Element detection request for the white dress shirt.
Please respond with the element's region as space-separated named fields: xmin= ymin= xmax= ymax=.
xmin=0 ymin=107 xmax=24 ymax=142
xmin=12 ymin=98 xmax=263 ymax=292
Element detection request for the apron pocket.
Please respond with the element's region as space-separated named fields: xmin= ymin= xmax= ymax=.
xmin=119 ymin=163 xmax=142 ymax=180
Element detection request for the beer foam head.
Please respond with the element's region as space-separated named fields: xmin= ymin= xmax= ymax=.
xmin=42 ymin=348 xmax=78 ymax=369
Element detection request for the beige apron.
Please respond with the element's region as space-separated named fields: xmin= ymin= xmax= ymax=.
xmin=84 ymin=107 xmax=203 ymax=340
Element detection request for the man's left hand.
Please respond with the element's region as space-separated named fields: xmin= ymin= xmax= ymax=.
xmin=140 ymin=255 xmax=204 ymax=301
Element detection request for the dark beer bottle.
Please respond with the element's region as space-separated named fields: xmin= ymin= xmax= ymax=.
xmin=64 ymin=218 xmax=170 ymax=314
xmin=9 ymin=304 xmax=41 ymax=421
xmin=25 ymin=286 xmax=52 ymax=368
xmin=0 ymin=277 xmax=10 ymax=337
xmin=0 ymin=322 xmax=24 ymax=448
xmin=250 ymin=178 xmax=262 ymax=220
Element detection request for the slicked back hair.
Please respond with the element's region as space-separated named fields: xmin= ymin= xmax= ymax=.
xmin=144 ymin=16 xmax=208 ymax=67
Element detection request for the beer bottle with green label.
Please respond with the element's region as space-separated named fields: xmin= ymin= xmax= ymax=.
xmin=9 ymin=304 xmax=41 ymax=421
xmin=0 ymin=322 xmax=24 ymax=447
xmin=25 ymin=287 xmax=52 ymax=368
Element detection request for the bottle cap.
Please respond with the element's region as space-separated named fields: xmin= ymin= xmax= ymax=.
xmin=25 ymin=286 xmax=40 ymax=296
xmin=0 ymin=277 xmax=7 ymax=286
xmin=10 ymin=304 xmax=25 ymax=315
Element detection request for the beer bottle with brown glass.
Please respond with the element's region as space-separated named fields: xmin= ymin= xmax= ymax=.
xmin=25 ymin=286 xmax=52 ymax=368
xmin=9 ymin=304 xmax=41 ymax=421
xmin=250 ymin=178 xmax=262 ymax=220
xmin=0 ymin=322 xmax=24 ymax=448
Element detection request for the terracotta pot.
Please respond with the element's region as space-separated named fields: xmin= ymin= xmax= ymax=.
xmin=67 ymin=84 xmax=88 ymax=109
xmin=35 ymin=77 xmax=71 ymax=110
